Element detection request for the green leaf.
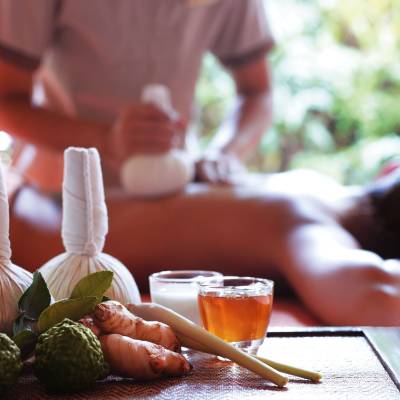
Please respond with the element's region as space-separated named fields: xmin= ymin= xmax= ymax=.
xmin=13 ymin=314 xmax=26 ymax=336
xmin=13 ymin=314 xmax=36 ymax=336
xmin=38 ymin=297 xmax=99 ymax=332
xmin=70 ymin=271 xmax=113 ymax=300
xmin=13 ymin=330 xmax=37 ymax=359
xmin=18 ymin=272 xmax=51 ymax=319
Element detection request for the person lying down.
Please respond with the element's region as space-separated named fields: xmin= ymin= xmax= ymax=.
xmin=9 ymin=160 xmax=400 ymax=327
xmin=1 ymin=0 xmax=399 ymax=326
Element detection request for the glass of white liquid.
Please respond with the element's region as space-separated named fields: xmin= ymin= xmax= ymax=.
xmin=149 ymin=270 xmax=222 ymax=325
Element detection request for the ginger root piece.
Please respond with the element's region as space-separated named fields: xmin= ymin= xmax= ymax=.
xmin=79 ymin=315 xmax=102 ymax=337
xmin=100 ymin=334 xmax=191 ymax=380
xmin=94 ymin=301 xmax=181 ymax=352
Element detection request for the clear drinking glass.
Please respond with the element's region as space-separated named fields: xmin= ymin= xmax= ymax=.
xmin=198 ymin=276 xmax=274 ymax=355
xmin=149 ymin=270 xmax=223 ymax=325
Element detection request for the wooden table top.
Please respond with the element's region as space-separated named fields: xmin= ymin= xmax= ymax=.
xmin=5 ymin=327 xmax=400 ymax=400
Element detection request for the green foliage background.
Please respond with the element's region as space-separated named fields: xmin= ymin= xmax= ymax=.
xmin=196 ymin=0 xmax=400 ymax=184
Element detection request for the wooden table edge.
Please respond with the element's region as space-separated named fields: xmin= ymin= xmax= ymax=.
xmin=268 ymin=326 xmax=400 ymax=391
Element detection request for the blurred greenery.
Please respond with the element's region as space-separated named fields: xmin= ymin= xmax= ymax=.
xmin=195 ymin=0 xmax=400 ymax=184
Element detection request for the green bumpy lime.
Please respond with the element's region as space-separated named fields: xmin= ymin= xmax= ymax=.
xmin=0 ymin=333 xmax=23 ymax=395
xmin=34 ymin=318 xmax=106 ymax=392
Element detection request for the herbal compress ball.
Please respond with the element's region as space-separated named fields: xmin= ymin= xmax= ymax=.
xmin=0 ymin=333 xmax=22 ymax=395
xmin=34 ymin=319 xmax=106 ymax=392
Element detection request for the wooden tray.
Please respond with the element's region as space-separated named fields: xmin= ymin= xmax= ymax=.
xmin=5 ymin=327 xmax=400 ymax=400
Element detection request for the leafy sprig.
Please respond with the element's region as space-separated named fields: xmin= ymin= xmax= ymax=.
xmin=13 ymin=270 xmax=113 ymax=357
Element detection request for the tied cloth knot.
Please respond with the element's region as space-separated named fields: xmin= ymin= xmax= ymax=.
xmin=62 ymin=148 xmax=108 ymax=257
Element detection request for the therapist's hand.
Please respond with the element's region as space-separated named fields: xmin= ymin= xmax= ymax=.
xmin=195 ymin=154 xmax=247 ymax=185
xmin=108 ymin=103 xmax=186 ymax=163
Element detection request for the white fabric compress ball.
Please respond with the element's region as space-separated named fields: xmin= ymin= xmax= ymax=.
xmin=0 ymin=163 xmax=32 ymax=334
xmin=120 ymin=149 xmax=194 ymax=198
xmin=40 ymin=147 xmax=141 ymax=304
xmin=120 ymin=84 xmax=194 ymax=198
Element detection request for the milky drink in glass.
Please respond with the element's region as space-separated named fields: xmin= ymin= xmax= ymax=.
xmin=149 ymin=270 xmax=222 ymax=325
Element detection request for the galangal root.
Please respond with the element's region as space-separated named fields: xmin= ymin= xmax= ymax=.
xmin=79 ymin=314 xmax=102 ymax=337
xmin=93 ymin=301 xmax=181 ymax=352
xmin=100 ymin=334 xmax=192 ymax=380
xmin=78 ymin=301 xmax=191 ymax=381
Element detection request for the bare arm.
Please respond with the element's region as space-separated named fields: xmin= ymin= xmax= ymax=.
xmin=278 ymin=222 xmax=400 ymax=325
xmin=205 ymin=57 xmax=273 ymax=161
xmin=0 ymin=59 xmax=111 ymax=156
xmin=196 ymin=57 xmax=273 ymax=183
xmin=0 ymin=59 xmax=180 ymax=165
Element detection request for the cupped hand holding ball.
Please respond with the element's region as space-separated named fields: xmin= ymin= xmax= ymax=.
xmin=195 ymin=154 xmax=247 ymax=185
xmin=109 ymin=103 xmax=186 ymax=163
xmin=110 ymin=85 xmax=194 ymax=198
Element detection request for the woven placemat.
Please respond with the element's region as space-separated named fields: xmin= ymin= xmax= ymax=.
xmin=4 ymin=336 xmax=399 ymax=400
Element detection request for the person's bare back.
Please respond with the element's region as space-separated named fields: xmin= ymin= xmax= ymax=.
xmin=9 ymin=168 xmax=400 ymax=326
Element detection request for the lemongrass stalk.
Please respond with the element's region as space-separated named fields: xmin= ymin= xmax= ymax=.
xmin=255 ymin=355 xmax=322 ymax=382
xmin=128 ymin=303 xmax=288 ymax=387
xmin=177 ymin=331 xmax=321 ymax=382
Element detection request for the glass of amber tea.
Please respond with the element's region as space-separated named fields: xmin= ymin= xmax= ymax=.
xmin=198 ymin=276 xmax=274 ymax=355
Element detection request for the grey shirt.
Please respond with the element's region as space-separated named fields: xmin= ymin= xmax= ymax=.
xmin=0 ymin=0 xmax=274 ymax=190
